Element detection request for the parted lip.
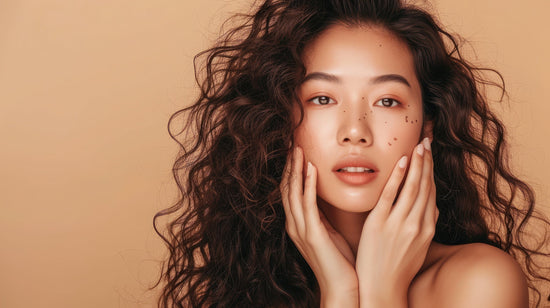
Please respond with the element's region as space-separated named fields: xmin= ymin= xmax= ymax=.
xmin=332 ymin=156 xmax=378 ymax=173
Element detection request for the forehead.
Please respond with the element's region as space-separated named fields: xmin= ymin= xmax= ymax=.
xmin=302 ymin=24 xmax=419 ymax=88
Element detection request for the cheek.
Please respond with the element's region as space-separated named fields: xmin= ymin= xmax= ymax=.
xmin=375 ymin=112 xmax=423 ymax=153
xmin=293 ymin=113 xmax=336 ymax=160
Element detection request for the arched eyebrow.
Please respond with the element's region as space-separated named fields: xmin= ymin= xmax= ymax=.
xmin=302 ymin=72 xmax=411 ymax=88
xmin=302 ymin=72 xmax=341 ymax=84
xmin=370 ymin=74 xmax=411 ymax=87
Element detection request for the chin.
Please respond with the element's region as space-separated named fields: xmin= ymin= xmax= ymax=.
xmin=318 ymin=194 xmax=378 ymax=214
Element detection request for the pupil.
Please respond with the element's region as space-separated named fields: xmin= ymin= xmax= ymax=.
xmin=383 ymin=98 xmax=391 ymax=106
xmin=319 ymin=96 xmax=329 ymax=104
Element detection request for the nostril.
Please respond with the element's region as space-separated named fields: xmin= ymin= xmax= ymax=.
xmin=342 ymin=137 xmax=368 ymax=143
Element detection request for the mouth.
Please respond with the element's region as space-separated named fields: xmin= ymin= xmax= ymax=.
xmin=337 ymin=167 xmax=375 ymax=173
xmin=332 ymin=156 xmax=378 ymax=185
xmin=333 ymin=165 xmax=378 ymax=185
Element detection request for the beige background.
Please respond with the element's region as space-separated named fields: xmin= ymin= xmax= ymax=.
xmin=1 ymin=0 xmax=548 ymax=307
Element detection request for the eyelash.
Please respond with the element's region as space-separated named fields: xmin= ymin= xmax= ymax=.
xmin=307 ymin=96 xmax=401 ymax=107
xmin=309 ymin=96 xmax=335 ymax=105
xmin=375 ymin=98 xmax=401 ymax=107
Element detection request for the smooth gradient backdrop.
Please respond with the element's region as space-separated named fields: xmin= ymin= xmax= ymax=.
xmin=1 ymin=0 xmax=548 ymax=307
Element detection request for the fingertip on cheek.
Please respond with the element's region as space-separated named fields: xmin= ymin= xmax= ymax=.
xmin=422 ymin=137 xmax=431 ymax=151
xmin=398 ymin=156 xmax=408 ymax=168
xmin=416 ymin=143 xmax=425 ymax=156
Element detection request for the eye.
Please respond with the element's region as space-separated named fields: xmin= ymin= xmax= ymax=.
xmin=375 ymin=98 xmax=400 ymax=107
xmin=309 ymin=96 xmax=334 ymax=105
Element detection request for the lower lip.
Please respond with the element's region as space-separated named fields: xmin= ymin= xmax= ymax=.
xmin=334 ymin=171 xmax=377 ymax=185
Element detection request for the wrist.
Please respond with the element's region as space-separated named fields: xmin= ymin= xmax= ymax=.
xmin=321 ymin=287 xmax=359 ymax=308
xmin=359 ymin=289 xmax=407 ymax=308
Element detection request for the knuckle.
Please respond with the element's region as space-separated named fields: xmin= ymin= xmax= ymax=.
xmin=404 ymin=224 xmax=420 ymax=237
xmin=379 ymin=189 xmax=397 ymax=206
xmin=304 ymin=230 xmax=317 ymax=245
xmin=379 ymin=192 xmax=393 ymax=204
xmin=397 ymin=191 xmax=414 ymax=205
xmin=280 ymin=178 xmax=290 ymax=191
xmin=406 ymin=181 xmax=420 ymax=194
xmin=289 ymin=170 xmax=297 ymax=182
xmin=423 ymin=225 xmax=436 ymax=238
xmin=287 ymin=181 xmax=295 ymax=195
xmin=363 ymin=219 xmax=381 ymax=233
xmin=285 ymin=223 xmax=296 ymax=236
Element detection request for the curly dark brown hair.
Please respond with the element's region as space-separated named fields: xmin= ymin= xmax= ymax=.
xmin=153 ymin=0 xmax=550 ymax=306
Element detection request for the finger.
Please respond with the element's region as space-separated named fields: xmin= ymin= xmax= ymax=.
xmin=280 ymin=150 xmax=295 ymax=234
xmin=391 ymin=142 xmax=425 ymax=218
xmin=408 ymin=138 xmax=433 ymax=222
xmin=421 ymin=180 xmax=438 ymax=239
xmin=371 ymin=155 xmax=408 ymax=218
xmin=288 ymin=146 xmax=306 ymax=233
xmin=303 ymin=162 xmax=322 ymax=228
xmin=425 ymin=179 xmax=438 ymax=227
xmin=280 ymin=149 xmax=292 ymax=203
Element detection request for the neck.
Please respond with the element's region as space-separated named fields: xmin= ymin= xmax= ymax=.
xmin=318 ymin=198 xmax=369 ymax=256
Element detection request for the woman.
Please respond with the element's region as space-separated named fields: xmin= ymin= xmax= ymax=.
xmin=154 ymin=0 xmax=550 ymax=307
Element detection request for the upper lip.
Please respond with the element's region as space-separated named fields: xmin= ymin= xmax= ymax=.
xmin=332 ymin=156 xmax=378 ymax=172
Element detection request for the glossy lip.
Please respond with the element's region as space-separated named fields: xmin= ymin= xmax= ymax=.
xmin=332 ymin=156 xmax=378 ymax=186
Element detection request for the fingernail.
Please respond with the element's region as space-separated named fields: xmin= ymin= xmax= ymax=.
xmin=307 ymin=162 xmax=312 ymax=176
xmin=416 ymin=143 xmax=424 ymax=156
xmin=423 ymin=137 xmax=431 ymax=151
xmin=398 ymin=156 xmax=407 ymax=168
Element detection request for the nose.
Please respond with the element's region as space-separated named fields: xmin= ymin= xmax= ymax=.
xmin=337 ymin=105 xmax=373 ymax=146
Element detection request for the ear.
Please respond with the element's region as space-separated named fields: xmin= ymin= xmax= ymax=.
xmin=422 ymin=120 xmax=433 ymax=142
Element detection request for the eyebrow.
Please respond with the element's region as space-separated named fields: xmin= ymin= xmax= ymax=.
xmin=302 ymin=72 xmax=411 ymax=88
xmin=371 ymin=74 xmax=411 ymax=88
xmin=302 ymin=72 xmax=341 ymax=83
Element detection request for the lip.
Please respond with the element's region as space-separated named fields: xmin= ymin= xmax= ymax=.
xmin=332 ymin=156 xmax=378 ymax=185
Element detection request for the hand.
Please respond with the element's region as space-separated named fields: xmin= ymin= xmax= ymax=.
xmin=280 ymin=146 xmax=359 ymax=307
xmin=355 ymin=138 xmax=438 ymax=308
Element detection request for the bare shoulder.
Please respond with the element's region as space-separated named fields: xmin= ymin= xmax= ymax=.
xmin=413 ymin=242 xmax=529 ymax=308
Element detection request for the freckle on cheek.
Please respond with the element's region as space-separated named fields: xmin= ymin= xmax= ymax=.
xmin=393 ymin=137 xmax=397 ymax=141
xmin=405 ymin=116 xmax=408 ymax=123
xmin=388 ymin=142 xmax=392 ymax=146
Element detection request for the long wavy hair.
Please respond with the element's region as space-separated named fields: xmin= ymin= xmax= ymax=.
xmin=153 ymin=0 xmax=550 ymax=306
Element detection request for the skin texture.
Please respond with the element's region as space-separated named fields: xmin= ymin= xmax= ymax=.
xmin=293 ymin=24 xmax=429 ymax=253
xmin=281 ymin=24 xmax=529 ymax=308
xmin=295 ymin=24 xmax=425 ymax=214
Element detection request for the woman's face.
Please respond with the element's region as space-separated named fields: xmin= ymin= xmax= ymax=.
xmin=294 ymin=24 xmax=428 ymax=213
